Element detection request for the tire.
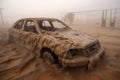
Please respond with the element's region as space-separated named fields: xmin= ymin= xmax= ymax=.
xmin=42 ymin=51 xmax=56 ymax=65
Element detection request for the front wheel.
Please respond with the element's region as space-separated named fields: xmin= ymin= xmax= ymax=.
xmin=43 ymin=51 xmax=55 ymax=65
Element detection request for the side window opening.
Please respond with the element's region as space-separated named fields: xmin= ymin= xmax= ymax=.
xmin=42 ymin=21 xmax=51 ymax=27
xmin=14 ymin=20 xmax=24 ymax=29
xmin=24 ymin=20 xmax=37 ymax=33
xmin=39 ymin=20 xmax=55 ymax=31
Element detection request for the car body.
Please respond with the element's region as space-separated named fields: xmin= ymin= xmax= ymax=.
xmin=9 ymin=18 xmax=105 ymax=71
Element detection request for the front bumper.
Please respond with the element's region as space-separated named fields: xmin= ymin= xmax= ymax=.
xmin=60 ymin=48 xmax=105 ymax=70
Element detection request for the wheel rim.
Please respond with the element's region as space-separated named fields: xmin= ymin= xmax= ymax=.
xmin=43 ymin=52 xmax=54 ymax=65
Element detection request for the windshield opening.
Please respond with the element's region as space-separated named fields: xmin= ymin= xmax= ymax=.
xmin=38 ymin=20 xmax=70 ymax=31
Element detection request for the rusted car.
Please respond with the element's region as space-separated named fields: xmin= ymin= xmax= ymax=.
xmin=9 ymin=18 xmax=105 ymax=70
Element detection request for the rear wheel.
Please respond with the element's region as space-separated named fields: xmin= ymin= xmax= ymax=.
xmin=8 ymin=35 xmax=14 ymax=43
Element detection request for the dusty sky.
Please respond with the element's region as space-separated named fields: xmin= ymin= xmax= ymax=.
xmin=0 ymin=0 xmax=120 ymax=23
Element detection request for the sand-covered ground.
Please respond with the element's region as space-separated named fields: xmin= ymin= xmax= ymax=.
xmin=0 ymin=24 xmax=120 ymax=80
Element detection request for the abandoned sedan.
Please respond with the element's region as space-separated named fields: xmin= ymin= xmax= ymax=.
xmin=9 ymin=18 xmax=105 ymax=70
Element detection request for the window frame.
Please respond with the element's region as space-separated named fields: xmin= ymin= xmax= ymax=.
xmin=39 ymin=20 xmax=56 ymax=31
xmin=14 ymin=19 xmax=24 ymax=29
xmin=24 ymin=20 xmax=38 ymax=33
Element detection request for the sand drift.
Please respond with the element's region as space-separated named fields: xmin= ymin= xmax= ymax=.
xmin=0 ymin=27 xmax=120 ymax=80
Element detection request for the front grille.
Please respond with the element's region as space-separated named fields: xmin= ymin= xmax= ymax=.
xmin=86 ymin=42 xmax=100 ymax=56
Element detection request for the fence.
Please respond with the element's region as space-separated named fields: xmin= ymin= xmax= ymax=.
xmin=64 ymin=8 xmax=120 ymax=28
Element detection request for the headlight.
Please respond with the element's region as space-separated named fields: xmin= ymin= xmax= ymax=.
xmin=85 ymin=41 xmax=100 ymax=56
xmin=66 ymin=49 xmax=84 ymax=59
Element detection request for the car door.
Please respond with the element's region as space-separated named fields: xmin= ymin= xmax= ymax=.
xmin=21 ymin=20 xmax=38 ymax=50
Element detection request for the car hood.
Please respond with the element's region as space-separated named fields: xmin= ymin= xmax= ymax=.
xmin=50 ymin=29 xmax=97 ymax=48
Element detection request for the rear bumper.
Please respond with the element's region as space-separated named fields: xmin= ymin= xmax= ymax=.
xmin=60 ymin=48 xmax=105 ymax=70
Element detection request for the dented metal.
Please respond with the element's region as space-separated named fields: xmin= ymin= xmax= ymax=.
xmin=9 ymin=18 xmax=105 ymax=71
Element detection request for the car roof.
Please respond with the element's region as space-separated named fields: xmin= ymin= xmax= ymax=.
xmin=17 ymin=17 xmax=70 ymax=28
xmin=20 ymin=17 xmax=59 ymax=21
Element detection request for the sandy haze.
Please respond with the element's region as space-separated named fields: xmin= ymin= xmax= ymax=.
xmin=0 ymin=0 xmax=120 ymax=80
xmin=0 ymin=0 xmax=120 ymax=23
